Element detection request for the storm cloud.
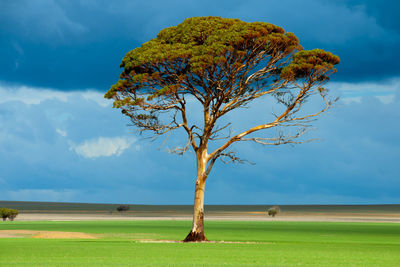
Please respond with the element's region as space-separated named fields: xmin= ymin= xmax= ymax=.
xmin=1 ymin=0 xmax=399 ymax=90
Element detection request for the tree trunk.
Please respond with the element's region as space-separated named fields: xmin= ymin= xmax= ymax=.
xmin=184 ymin=150 xmax=208 ymax=242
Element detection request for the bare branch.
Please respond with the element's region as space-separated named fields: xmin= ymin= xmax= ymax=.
xmin=240 ymin=128 xmax=316 ymax=146
xmin=167 ymin=138 xmax=191 ymax=155
xmin=178 ymin=97 xmax=198 ymax=151
xmin=208 ymin=81 xmax=334 ymax=161
xmin=209 ymin=123 xmax=232 ymax=141
xmin=219 ymin=151 xmax=255 ymax=165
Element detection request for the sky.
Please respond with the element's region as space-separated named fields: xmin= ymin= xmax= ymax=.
xmin=0 ymin=0 xmax=399 ymax=205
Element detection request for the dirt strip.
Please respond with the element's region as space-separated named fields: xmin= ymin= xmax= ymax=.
xmin=0 ymin=230 xmax=97 ymax=239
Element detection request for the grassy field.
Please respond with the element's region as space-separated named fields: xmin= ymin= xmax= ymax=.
xmin=1 ymin=220 xmax=400 ymax=266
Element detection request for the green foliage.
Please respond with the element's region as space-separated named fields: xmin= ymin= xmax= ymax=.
xmin=0 ymin=207 xmax=18 ymax=221
xmin=116 ymin=205 xmax=130 ymax=212
xmin=267 ymin=205 xmax=280 ymax=217
xmin=105 ymin=16 xmax=303 ymax=101
xmin=104 ymin=16 xmax=339 ymax=141
xmin=0 ymin=207 xmax=10 ymax=221
xmin=281 ymin=49 xmax=340 ymax=80
xmin=8 ymin=209 xmax=19 ymax=221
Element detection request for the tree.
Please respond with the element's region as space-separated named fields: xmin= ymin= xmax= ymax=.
xmin=116 ymin=205 xmax=130 ymax=212
xmin=105 ymin=17 xmax=339 ymax=242
xmin=7 ymin=209 xmax=18 ymax=221
xmin=0 ymin=208 xmax=10 ymax=221
xmin=268 ymin=206 xmax=280 ymax=217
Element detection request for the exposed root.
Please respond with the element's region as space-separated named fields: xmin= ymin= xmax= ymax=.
xmin=183 ymin=230 xmax=207 ymax=242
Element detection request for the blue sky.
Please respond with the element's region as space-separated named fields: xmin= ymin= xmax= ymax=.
xmin=0 ymin=0 xmax=399 ymax=204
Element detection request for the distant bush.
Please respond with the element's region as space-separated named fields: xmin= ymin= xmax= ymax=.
xmin=8 ymin=209 xmax=19 ymax=221
xmin=267 ymin=206 xmax=280 ymax=217
xmin=0 ymin=208 xmax=19 ymax=221
xmin=0 ymin=208 xmax=9 ymax=221
xmin=116 ymin=205 xmax=130 ymax=212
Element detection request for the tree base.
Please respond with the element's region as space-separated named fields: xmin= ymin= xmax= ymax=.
xmin=183 ymin=230 xmax=207 ymax=242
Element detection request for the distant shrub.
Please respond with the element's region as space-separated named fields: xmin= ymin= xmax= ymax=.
xmin=8 ymin=209 xmax=19 ymax=221
xmin=116 ymin=205 xmax=130 ymax=212
xmin=0 ymin=208 xmax=9 ymax=221
xmin=267 ymin=206 xmax=280 ymax=217
xmin=0 ymin=208 xmax=19 ymax=221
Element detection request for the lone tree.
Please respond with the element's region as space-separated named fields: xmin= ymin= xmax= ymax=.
xmin=105 ymin=17 xmax=339 ymax=242
xmin=7 ymin=209 xmax=18 ymax=221
xmin=268 ymin=206 xmax=280 ymax=217
xmin=116 ymin=205 xmax=130 ymax=212
xmin=0 ymin=208 xmax=9 ymax=221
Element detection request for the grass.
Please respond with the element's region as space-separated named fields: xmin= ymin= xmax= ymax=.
xmin=1 ymin=220 xmax=400 ymax=266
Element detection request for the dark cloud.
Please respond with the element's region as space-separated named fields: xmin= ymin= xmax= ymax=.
xmin=0 ymin=39 xmax=136 ymax=90
xmin=337 ymin=0 xmax=400 ymax=33
xmin=1 ymin=0 xmax=399 ymax=90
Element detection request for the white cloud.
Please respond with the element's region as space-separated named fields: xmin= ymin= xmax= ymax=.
xmin=375 ymin=95 xmax=396 ymax=104
xmin=0 ymin=83 xmax=111 ymax=107
xmin=70 ymin=136 xmax=135 ymax=158
xmin=331 ymin=78 xmax=400 ymax=104
xmin=0 ymin=84 xmax=69 ymax=105
xmin=81 ymin=91 xmax=111 ymax=107
xmin=56 ymin=128 xmax=67 ymax=137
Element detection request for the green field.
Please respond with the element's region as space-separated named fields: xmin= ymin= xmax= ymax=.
xmin=1 ymin=220 xmax=400 ymax=266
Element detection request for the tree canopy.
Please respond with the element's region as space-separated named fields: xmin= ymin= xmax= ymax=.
xmin=106 ymin=17 xmax=338 ymax=150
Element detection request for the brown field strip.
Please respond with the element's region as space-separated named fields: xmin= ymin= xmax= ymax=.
xmin=0 ymin=230 xmax=97 ymax=239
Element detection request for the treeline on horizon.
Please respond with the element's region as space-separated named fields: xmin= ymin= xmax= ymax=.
xmin=0 ymin=200 xmax=399 ymax=214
